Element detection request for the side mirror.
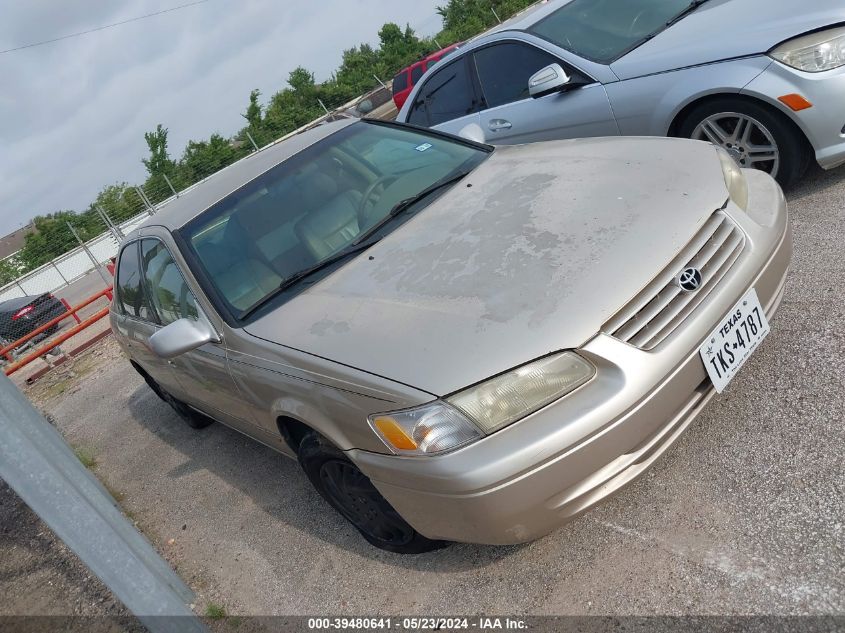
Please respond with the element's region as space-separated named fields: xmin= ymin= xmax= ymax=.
xmin=529 ymin=63 xmax=571 ymax=99
xmin=149 ymin=318 xmax=218 ymax=359
xmin=458 ymin=122 xmax=486 ymax=144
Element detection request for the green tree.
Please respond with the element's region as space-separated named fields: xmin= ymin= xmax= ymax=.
xmin=436 ymin=0 xmax=535 ymax=41
xmin=141 ymin=124 xmax=181 ymax=202
xmin=243 ymin=89 xmax=263 ymax=128
xmin=177 ymin=134 xmax=240 ymax=183
xmin=16 ymin=211 xmax=100 ymax=271
xmin=377 ymin=23 xmax=430 ymax=76
xmin=141 ymin=124 xmax=176 ymax=177
xmin=89 ymin=183 xmax=139 ymax=224
xmin=0 ymin=257 xmax=20 ymax=287
xmin=263 ymin=67 xmax=325 ymax=138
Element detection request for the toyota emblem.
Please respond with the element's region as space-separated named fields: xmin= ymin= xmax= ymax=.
xmin=677 ymin=267 xmax=703 ymax=293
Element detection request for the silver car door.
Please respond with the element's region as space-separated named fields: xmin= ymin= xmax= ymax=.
xmin=473 ymin=41 xmax=619 ymax=145
xmin=405 ymin=55 xmax=481 ymax=137
xmin=138 ymin=237 xmax=256 ymax=434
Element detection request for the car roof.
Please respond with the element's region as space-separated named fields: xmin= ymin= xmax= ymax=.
xmin=0 ymin=295 xmax=37 ymax=311
xmin=129 ymin=119 xmax=356 ymax=235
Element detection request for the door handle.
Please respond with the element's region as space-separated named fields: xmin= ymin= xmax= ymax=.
xmin=488 ymin=119 xmax=512 ymax=132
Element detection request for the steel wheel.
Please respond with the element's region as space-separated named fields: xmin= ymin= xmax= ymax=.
xmin=319 ymin=459 xmax=416 ymax=547
xmin=297 ymin=432 xmax=448 ymax=553
xmin=692 ymin=112 xmax=780 ymax=177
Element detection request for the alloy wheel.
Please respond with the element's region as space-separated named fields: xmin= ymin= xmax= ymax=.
xmin=692 ymin=112 xmax=780 ymax=178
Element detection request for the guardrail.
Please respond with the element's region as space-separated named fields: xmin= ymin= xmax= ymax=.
xmin=0 ymin=374 xmax=208 ymax=633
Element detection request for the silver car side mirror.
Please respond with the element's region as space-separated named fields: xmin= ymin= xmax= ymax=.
xmin=149 ymin=318 xmax=219 ymax=359
xmin=529 ymin=63 xmax=571 ymax=98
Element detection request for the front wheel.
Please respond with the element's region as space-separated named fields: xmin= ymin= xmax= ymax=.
xmin=297 ymin=432 xmax=448 ymax=554
xmin=680 ymin=98 xmax=810 ymax=187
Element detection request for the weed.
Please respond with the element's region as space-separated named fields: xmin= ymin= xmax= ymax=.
xmin=73 ymin=447 xmax=96 ymax=469
xmin=205 ymin=602 xmax=227 ymax=620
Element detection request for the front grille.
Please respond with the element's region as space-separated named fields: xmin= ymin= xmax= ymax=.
xmin=604 ymin=211 xmax=745 ymax=350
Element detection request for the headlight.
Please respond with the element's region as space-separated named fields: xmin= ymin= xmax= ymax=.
xmin=369 ymin=402 xmax=482 ymax=456
xmin=770 ymin=26 xmax=845 ymax=73
xmin=448 ymin=352 xmax=595 ymax=434
xmin=716 ymin=147 xmax=749 ymax=211
xmin=369 ymin=352 xmax=595 ymax=455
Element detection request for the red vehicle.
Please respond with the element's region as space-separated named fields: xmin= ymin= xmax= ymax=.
xmin=392 ymin=43 xmax=462 ymax=110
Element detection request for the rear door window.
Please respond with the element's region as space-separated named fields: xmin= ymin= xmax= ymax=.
xmin=407 ymin=58 xmax=478 ymax=127
xmin=474 ymin=42 xmax=561 ymax=108
xmin=410 ymin=64 xmax=425 ymax=85
xmin=392 ymin=71 xmax=408 ymax=95
xmin=140 ymin=239 xmax=199 ymax=326
xmin=116 ymin=242 xmax=153 ymax=320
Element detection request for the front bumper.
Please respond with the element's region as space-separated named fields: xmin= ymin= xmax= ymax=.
xmin=350 ymin=172 xmax=792 ymax=545
xmin=742 ymin=60 xmax=845 ymax=170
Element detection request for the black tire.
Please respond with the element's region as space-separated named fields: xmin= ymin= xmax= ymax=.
xmin=132 ymin=364 xmax=213 ymax=430
xmin=297 ymin=432 xmax=448 ymax=554
xmin=161 ymin=390 xmax=215 ymax=429
xmin=679 ymin=98 xmax=810 ymax=187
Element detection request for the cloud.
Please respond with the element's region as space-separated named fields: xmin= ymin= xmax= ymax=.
xmin=0 ymin=0 xmax=444 ymax=234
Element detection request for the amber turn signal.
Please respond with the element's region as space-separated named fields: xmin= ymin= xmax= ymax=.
xmin=778 ymin=94 xmax=813 ymax=112
xmin=372 ymin=417 xmax=418 ymax=451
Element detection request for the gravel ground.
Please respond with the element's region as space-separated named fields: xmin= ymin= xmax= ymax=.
xmin=13 ymin=165 xmax=845 ymax=618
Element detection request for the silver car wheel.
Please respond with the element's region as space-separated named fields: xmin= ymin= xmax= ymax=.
xmin=692 ymin=112 xmax=780 ymax=178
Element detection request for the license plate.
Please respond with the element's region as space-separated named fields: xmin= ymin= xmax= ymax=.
xmin=700 ymin=289 xmax=769 ymax=393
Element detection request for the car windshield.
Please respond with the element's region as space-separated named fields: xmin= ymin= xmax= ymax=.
xmin=180 ymin=121 xmax=489 ymax=317
xmin=528 ymin=0 xmax=703 ymax=64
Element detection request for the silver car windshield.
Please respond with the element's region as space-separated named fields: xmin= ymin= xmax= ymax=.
xmin=180 ymin=122 xmax=489 ymax=316
xmin=528 ymin=0 xmax=707 ymax=64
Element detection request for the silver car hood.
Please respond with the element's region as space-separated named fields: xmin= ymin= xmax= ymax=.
xmin=245 ymin=137 xmax=727 ymax=396
xmin=611 ymin=0 xmax=844 ymax=80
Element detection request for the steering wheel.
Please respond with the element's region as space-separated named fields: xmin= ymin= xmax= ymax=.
xmin=357 ymin=175 xmax=398 ymax=229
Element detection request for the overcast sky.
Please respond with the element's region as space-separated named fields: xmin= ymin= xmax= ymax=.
xmin=0 ymin=0 xmax=444 ymax=235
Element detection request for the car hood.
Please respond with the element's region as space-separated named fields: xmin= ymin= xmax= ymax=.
xmin=245 ymin=137 xmax=727 ymax=396
xmin=611 ymin=0 xmax=845 ymax=80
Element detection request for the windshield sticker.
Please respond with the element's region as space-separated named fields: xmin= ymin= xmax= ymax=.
xmin=415 ymin=143 xmax=433 ymax=152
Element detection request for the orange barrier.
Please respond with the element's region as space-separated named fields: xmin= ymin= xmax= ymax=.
xmin=0 ymin=288 xmax=113 ymax=362
xmin=4 ymin=306 xmax=112 ymax=376
xmin=61 ymin=298 xmax=83 ymax=325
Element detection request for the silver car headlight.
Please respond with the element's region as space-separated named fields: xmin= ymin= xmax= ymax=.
xmin=770 ymin=26 xmax=845 ymax=73
xmin=716 ymin=147 xmax=749 ymax=211
xmin=369 ymin=352 xmax=595 ymax=455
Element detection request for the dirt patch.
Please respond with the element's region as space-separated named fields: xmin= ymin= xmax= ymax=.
xmin=0 ymin=479 xmax=142 ymax=630
xmin=25 ymin=336 xmax=125 ymax=408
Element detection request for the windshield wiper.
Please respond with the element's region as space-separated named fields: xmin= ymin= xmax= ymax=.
xmin=666 ymin=0 xmax=711 ymax=27
xmin=238 ymin=239 xmax=380 ymax=320
xmin=624 ymin=0 xmax=711 ymax=54
xmin=351 ymin=171 xmax=471 ymax=247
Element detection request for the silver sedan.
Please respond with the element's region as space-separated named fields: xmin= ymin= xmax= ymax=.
xmin=396 ymin=0 xmax=845 ymax=186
